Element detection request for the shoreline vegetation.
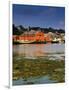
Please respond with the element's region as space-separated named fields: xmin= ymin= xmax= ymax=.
xmin=13 ymin=24 xmax=65 ymax=35
xmin=13 ymin=55 xmax=65 ymax=84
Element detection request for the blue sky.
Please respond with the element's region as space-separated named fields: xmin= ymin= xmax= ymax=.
xmin=13 ymin=4 xmax=65 ymax=29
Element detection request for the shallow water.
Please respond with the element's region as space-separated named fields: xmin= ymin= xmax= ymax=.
xmin=13 ymin=43 xmax=65 ymax=60
xmin=13 ymin=75 xmax=57 ymax=85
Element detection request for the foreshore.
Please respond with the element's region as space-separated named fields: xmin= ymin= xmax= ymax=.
xmin=13 ymin=56 xmax=65 ymax=84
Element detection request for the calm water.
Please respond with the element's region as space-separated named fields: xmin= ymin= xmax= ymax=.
xmin=13 ymin=43 xmax=65 ymax=85
xmin=13 ymin=76 xmax=57 ymax=85
xmin=13 ymin=43 xmax=65 ymax=60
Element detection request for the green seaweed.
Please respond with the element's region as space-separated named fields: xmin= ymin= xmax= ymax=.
xmin=13 ymin=55 xmax=65 ymax=83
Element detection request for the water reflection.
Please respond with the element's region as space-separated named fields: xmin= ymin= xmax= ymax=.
xmin=13 ymin=44 xmax=65 ymax=60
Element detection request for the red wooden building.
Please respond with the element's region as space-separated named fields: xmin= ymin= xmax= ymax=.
xmin=13 ymin=31 xmax=52 ymax=42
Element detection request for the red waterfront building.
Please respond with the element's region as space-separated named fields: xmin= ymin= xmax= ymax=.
xmin=13 ymin=31 xmax=52 ymax=43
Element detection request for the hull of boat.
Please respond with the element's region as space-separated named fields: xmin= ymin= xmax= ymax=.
xmin=51 ymin=41 xmax=59 ymax=43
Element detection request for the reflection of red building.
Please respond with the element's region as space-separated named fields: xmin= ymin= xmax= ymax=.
xmin=13 ymin=31 xmax=52 ymax=43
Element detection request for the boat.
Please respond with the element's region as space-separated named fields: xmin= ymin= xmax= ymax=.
xmin=16 ymin=40 xmax=36 ymax=44
xmin=51 ymin=38 xmax=59 ymax=43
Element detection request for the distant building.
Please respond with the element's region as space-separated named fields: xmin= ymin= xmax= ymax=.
xmin=13 ymin=31 xmax=63 ymax=43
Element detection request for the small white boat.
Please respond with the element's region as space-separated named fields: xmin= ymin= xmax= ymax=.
xmin=18 ymin=40 xmax=35 ymax=44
